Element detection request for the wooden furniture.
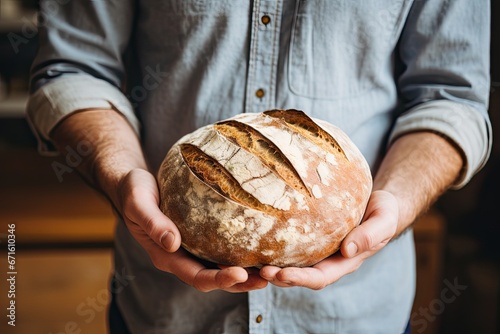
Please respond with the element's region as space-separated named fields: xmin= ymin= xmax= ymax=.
xmin=412 ymin=210 xmax=446 ymax=334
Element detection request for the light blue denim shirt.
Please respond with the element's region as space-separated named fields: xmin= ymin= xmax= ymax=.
xmin=27 ymin=1 xmax=491 ymax=333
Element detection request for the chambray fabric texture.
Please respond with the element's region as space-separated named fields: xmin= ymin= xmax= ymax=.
xmin=27 ymin=0 xmax=491 ymax=333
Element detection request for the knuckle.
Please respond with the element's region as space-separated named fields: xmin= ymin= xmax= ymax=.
xmin=192 ymin=271 xmax=212 ymax=293
xmin=150 ymin=254 xmax=165 ymax=272
xmin=360 ymin=229 xmax=376 ymax=250
xmin=141 ymin=215 xmax=156 ymax=234
xmin=192 ymin=280 xmax=211 ymax=293
xmin=312 ymin=282 xmax=327 ymax=291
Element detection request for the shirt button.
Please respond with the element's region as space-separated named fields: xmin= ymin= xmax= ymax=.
xmin=255 ymin=89 xmax=265 ymax=98
xmin=256 ymin=314 xmax=263 ymax=323
xmin=261 ymin=15 xmax=271 ymax=25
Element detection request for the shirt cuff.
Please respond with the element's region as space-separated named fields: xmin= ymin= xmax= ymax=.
xmin=26 ymin=73 xmax=140 ymax=155
xmin=388 ymin=100 xmax=492 ymax=189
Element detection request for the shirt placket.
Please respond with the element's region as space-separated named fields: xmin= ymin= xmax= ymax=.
xmin=248 ymin=286 xmax=272 ymax=334
xmin=244 ymin=0 xmax=283 ymax=114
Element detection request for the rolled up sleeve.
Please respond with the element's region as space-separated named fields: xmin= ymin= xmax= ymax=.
xmin=391 ymin=0 xmax=492 ymax=188
xmin=389 ymin=100 xmax=491 ymax=188
xmin=27 ymin=73 xmax=140 ymax=153
xmin=26 ymin=0 xmax=138 ymax=154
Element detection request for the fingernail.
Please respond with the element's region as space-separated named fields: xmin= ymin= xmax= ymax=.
xmin=161 ymin=231 xmax=175 ymax=251
xmin=346 ymin=242 xmax=358 ymax=257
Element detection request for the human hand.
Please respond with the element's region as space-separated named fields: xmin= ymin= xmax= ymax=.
xmin=259 ymin=190 xmax=398 ymax=289
xmin=116 ymin=168 xmax=268 ymax=292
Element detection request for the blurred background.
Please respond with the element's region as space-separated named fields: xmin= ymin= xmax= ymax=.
xmin=0 ymin=1 xmax=498 ymax=333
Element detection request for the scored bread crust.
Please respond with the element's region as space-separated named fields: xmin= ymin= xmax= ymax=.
xmin=158 ymin=109 xmax=372 ymax=267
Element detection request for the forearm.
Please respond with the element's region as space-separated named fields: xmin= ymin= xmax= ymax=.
xmin=373 ymin=131 xmax=463 ymax=235
xmin=49 ymin=109 xmax=148 ymax=207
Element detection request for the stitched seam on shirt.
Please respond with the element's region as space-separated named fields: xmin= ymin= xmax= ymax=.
xmin=246 ymin=0 xmax=261 ymax=113
xmin=287 ymin=0 xmax=303 ymax=98
xmin=268 ymin=0 xmax=282 ymax=110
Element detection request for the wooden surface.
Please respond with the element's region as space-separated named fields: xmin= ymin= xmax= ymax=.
xmin=0 ymin=147 xmax=116 ymax=333
xmin=0 ymin=249 xmax=113 ymax=334
xmin=0 ymin=148 xmax=116 ymax=245
xmin=1 ymin=183 xmax=115 ymax=245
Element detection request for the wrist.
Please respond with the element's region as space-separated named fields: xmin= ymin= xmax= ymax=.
xmin=97 ymin=165 xmax=151 ymax=214
xmin=372 ymin=131 xmax=462 ymax=235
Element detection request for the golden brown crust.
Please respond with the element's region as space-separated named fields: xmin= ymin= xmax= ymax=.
xmin=158 ymin=110 xmax=372 ymax=267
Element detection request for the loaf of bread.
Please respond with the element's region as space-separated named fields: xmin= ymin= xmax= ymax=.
xmin=157 ymin=109 xmax=372 ymax=267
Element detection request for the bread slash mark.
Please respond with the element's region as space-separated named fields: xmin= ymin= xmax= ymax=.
xmin=215 ymin=120 xmax=311 ymax=198
xmin=180 ymin=143 xmax=280 ymax=213
xmin=263 ymin=109 xmax=348 ymax=161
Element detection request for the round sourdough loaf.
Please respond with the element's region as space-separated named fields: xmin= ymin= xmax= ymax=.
xmin=158 ymin=109 xmax=372 ymax=267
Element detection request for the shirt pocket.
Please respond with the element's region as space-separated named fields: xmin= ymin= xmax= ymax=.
xmin=288 ymin=0 xmax=409 ymax=100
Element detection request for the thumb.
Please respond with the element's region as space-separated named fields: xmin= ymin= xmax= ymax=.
xmin=120 ymin=168 xmax=182 ymax=252
xmin=341 ymin=190 xmax=398 ymax=258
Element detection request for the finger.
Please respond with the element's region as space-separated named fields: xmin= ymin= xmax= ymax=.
xmin=148 ymin=245 xmax=239 ymax=292
xmin=259 ymin=265 xmax=280 ymax=280
xmin=227 ymin=274 xmax=269 ymax=292
xmin=215 ymin=266 xmax=268 ymax=292
xmin=190 ymin=267 xmax=246 ymax=292
xmin=341 ymin=191 xmax=398 ymax=258
xmin=121 ymin=169 xmax=181 ymax=252
xmin=275 ymin=267 xmax=328 ymax=290
xmin=193 ymin=266 xmax=268 ymax=292
xmin=216 ymin=267 xmax=268 ymax=292
xmin=218 ymin=265 xmax=263 ymax=279
xmin=151 ymin=247 xmax=267 ymax=292
xmin=260 ymin=266 xmax=296 ymax=288
xmin=271 ymin=253 xmax=365 ymax=290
